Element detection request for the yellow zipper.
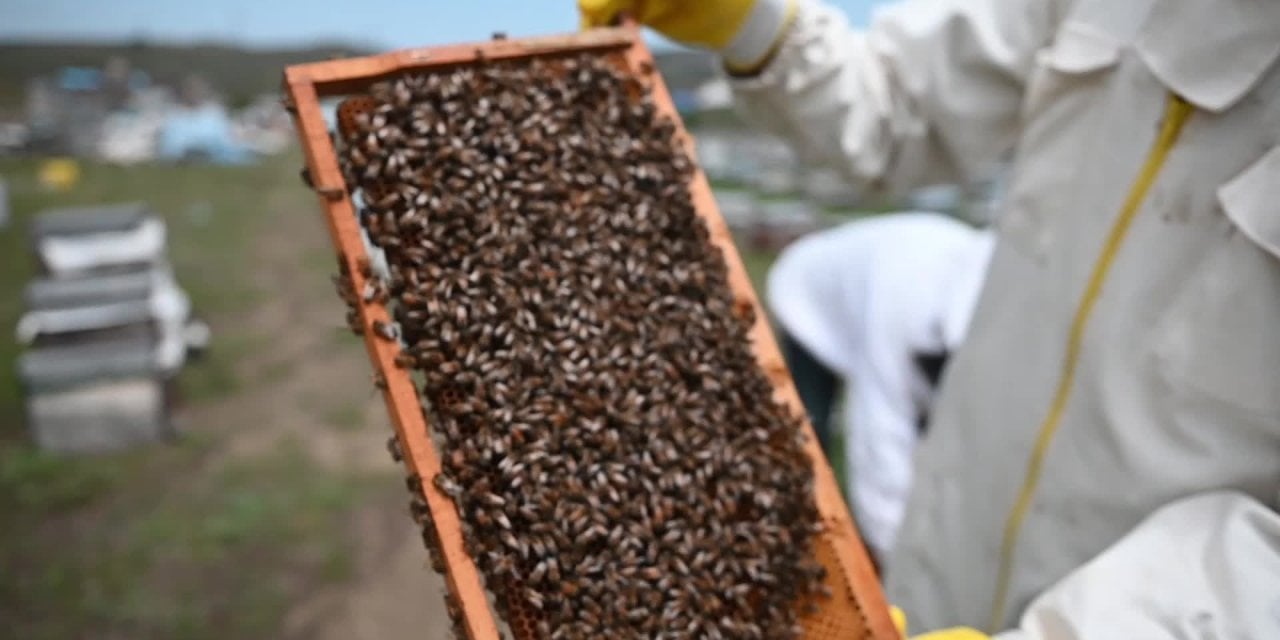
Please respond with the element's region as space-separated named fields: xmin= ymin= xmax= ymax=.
xmin=987 ymin=93 xmax=1195 ymax=631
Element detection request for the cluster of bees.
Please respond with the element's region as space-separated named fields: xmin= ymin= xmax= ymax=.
xmin=330 ymin=54 xmax=826 ymax=639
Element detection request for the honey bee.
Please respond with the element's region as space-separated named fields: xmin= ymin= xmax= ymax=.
xmin=335 ymin=58 xmax=827 ymax=638
xmin=371 ymin=319 xmax=399 ymax=341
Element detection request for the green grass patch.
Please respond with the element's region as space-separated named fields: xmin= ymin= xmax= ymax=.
xmin=737 ymin=246 xmax=777 ymax=296
xmin=0 ymin=438 xmax=372 ymax=640
xmin=707 ymin=177 xmax=752 ymax=192
xmin=0 ymin=446 xmax=131 ymax=511
xmin=321 ymin=402 xmax=367 ymax=431
xmin=327 ymin=325 xmax=363 ymax=349
xmin=259 ymin=357 xmax=295 ymax=382
xmin=302 ymin=245 xmax=342 ymax=274
xmin=178 ymin=331 xmax=270 ymax=402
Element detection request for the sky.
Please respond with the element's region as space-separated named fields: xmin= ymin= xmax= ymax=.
xmin=1 ymin=0 xmax=887 ymax=49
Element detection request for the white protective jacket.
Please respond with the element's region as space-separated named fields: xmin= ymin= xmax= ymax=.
xmin=731 ymin=0 xmax=1280 ymax=634
xmin=767 ymin=213 xmax=995 ymax=559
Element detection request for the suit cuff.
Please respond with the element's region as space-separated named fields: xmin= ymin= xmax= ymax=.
xmin=722 ymin=0 xmax=797 ymax=72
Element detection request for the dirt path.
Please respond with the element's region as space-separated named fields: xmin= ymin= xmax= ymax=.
xmin=283 ymin=498 xmax=449 ymax=640
xmin=186 ymin=186 xmax=451 ymax=638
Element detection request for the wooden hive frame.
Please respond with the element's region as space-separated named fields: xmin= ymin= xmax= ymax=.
xmin=283 ymin=24 xmax=898 ymax=640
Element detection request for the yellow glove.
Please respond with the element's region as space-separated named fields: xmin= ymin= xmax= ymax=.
xmin=894 ymin=606 xmax=990 ymax=640
xmin=579 ymin=0 xmax=755 ymax=48
xmin=913 ymin=630 xmax=990 ymax=640
xmin=578 ymin=0 xmax=797 ymax=72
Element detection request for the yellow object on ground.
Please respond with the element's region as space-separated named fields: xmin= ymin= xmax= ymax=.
xmin=38 ymin=158 xmax=81 ymax=192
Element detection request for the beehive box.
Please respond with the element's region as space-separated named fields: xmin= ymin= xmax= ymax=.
xmin=284 ymin=24 xmax=896 ymax=640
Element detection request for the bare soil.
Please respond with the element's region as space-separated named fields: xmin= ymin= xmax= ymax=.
xmin=191 ymin=178 xmax=451 ymax=638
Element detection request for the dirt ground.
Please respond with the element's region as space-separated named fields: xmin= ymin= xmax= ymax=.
xmin=284 ymin=502 xmax=449 ymax=640
xmin=186 ymin=177 xmax=453 ymax=639
xmin=305 ymin=488 xmax=454 ymax=637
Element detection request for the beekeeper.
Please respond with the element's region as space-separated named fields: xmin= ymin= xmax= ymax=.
xmin=767 ymin=213 xmax=995 ymax=564
xmin=580 ymin=0 xmax=1280 ymax=637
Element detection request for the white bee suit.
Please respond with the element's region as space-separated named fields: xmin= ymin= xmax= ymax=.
xmin=766 ymin=212 xmax=995 ymax=559
xmin=729 ymin=0 xmax=1280 ymax=633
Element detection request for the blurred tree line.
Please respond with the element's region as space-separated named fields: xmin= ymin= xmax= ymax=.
xmin=0 ymin=40 xmax=371 ymax=117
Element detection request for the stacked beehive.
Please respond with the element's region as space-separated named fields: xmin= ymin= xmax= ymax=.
xmin=16 ymin=203 xmax=205 ymax=453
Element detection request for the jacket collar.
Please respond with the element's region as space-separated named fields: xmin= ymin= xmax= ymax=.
xmin=1136 ymin=0 xmax=1280 ymax=113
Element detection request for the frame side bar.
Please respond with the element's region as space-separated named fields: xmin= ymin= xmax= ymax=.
xmin=284 ymin=77 xmax=502 ymax=640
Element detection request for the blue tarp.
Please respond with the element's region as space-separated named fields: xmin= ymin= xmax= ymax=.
xmin=157 ymin=104 xmax=254 ymax=165
xmin=670 ymin=89 xmax=700 ymax=114
xmin=56 ymin=66 xmax=150 ymax=92
xmin=57 ymin=67 xmax=103 ymax=92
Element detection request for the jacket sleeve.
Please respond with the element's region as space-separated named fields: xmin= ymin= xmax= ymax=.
xmin=730 ymin=0 xmax=1069 ymax=194
xmin=989 ymin=491 xmax=1280 ymax=640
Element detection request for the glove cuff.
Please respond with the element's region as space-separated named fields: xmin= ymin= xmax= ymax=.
xmin=723 ymin=0 xmax=798 ymax=73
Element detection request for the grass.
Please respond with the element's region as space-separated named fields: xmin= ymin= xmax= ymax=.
xmin=0 ymin=154 xmax=383 ymax=639
xmin=738 ymin=247 xmax=776 ymax=294
xmin=0 ymin=444 xmax=139 ymax=511
xmin=178 ymin=332 xmax=273 ymax=403
xmin=322 ymin=402 xmax=368 ymax=431
xmin=0 ymin=439 xmax=371 ymax=640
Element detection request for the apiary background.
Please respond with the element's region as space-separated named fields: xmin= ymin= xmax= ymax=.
xmin=0 ymin=25 xmax=969 ymax=640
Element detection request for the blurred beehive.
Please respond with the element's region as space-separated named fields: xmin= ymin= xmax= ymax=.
xmin=284 ymin=25 xmax=895 ymax=640
xmin=16 ymin=203 xmax=207 ymax=453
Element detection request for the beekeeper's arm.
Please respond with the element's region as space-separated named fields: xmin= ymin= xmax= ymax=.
xmin=581 ymin=0 xmax=1065 ymax=193
xmin=914 ymin=492 xmax=1280 ymax=640
xmin=580 ymin=2 xmax=1280 ymax=637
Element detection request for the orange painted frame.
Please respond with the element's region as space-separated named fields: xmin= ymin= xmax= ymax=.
xmin=283 ymin=24 xmax=897 ymax=640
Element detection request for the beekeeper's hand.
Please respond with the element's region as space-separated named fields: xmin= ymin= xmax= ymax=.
xmin=893 ymin=606 xmax=989 ymax=640
xmin=578 ymin=0 xmax=797 ymax=73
